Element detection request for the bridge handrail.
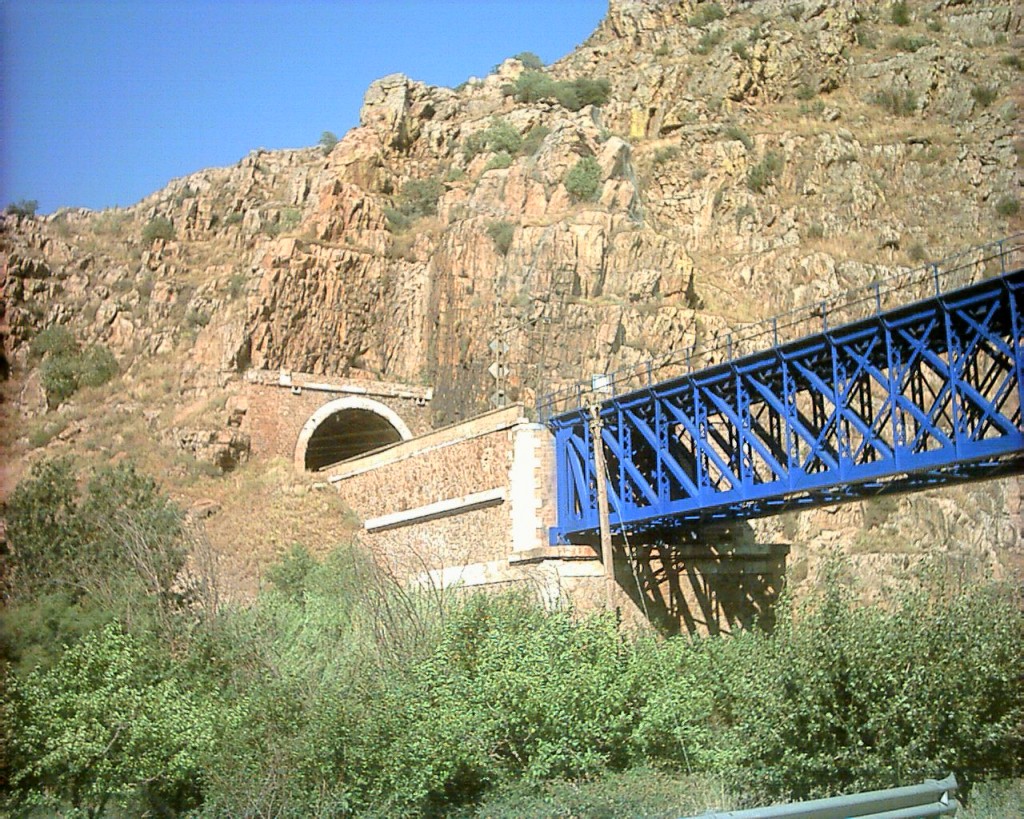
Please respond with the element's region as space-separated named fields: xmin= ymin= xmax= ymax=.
xmin=537 ymin=233 xmax=1023 ymax=422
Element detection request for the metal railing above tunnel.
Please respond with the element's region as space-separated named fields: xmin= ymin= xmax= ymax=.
xmin=544 ymin=240 xmax=1024 ymax=544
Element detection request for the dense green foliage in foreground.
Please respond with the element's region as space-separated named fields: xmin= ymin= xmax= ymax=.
xmin=2 ymin=459 xmax=1022 ymax=817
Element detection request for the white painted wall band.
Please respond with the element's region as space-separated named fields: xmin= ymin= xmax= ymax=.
xmin=363 ymin=486 xmax=507 ymax=532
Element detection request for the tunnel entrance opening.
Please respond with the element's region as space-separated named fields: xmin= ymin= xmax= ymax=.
xmin=296 ymin=397 xmax=412 ymax=472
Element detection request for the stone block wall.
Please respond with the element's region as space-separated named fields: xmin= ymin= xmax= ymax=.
xmin=330 ymin=407 xmax=533 ymax=579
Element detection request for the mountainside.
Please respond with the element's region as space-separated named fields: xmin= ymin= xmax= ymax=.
xmin=2 ymin=0 xmax=1022 ymax=597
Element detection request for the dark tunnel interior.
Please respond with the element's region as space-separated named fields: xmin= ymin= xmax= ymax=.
xmin=303 ymin=408 xmax=404 ymax=471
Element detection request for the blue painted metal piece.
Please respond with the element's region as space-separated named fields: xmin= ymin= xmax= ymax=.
xmin=545 ymin=259 xmax=1024 ymax=544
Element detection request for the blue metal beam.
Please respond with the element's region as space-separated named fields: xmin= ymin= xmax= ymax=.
xmin=547 ymin=266 xmax=1024 ymax=544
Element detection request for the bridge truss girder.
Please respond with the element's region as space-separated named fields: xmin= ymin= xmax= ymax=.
xmin=549 ymin=270 xmax=1024 ymax=543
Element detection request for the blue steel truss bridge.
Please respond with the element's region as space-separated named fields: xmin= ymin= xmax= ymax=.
xmin=538 ymin=235 xmax=1024 ymax=544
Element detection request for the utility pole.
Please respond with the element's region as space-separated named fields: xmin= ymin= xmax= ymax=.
xmin=588 ymin=405 xmax=614 ymax=608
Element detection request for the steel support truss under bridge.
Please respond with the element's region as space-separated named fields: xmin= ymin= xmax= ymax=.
xmin=541 ymin=238 xmax=1024 ymax=544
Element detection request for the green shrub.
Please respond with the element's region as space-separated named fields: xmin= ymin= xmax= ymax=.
xmin=689 ymin=2 xmax=725 ymax=27
xmin=278 ymin=206 xmax=301 ymax=232
xmin=464 ymin=118 xmax=522 ymax=159
xmin=514 ymin=51 xmax=544 ymax=70
xmin=695 ymin=28 xmax=725 ymax=54
xmin=724 ymin=124 xmax=754 ymax=151
xmin=185 ymin=308 xmax=211 ymax=330
xmin=384 ymin=206 xmax=413 ymax=232
xmin=890 ymin=34 xmax=932 ymax=52
xmin=995 ymin=196 xmax=1020 ymax=217
xmin=960 ymin=779 xmax=1024 ymax=818
xmin=1 ymin=458 xmax=185 ymax=648
xmin=872 ymin=87 xmax=918 ymax=116
xmin=508 ymin=70 xmax=556 ymax=103
xmin=1001 ymin=54 xmax=1023 ymax=71
xmin=572 ymin=77 xmax=612 ymax=108
xmin=654 ymin=145 xmax=680 ymax=164
xmin=486 ymin=221 xmax=515 ymax=255
xmin=508 ymin=72 xmax=611 ymax=111
xmin=519 ymin=124 xmax=550 ymax=156
xmin=747 ymin=150 xmax=784 ymax=193
xmin=891 ymin=0 xmax=910 ymax=26
xmin=3 ymin=624 xmax=210 ymax=817
xmin=227 ymin=273 xmax=246 ymax=299
xmin=564 ymin=156 xmax=603 ymax=202
xmin=264 ymin=544 xmax=319 ymax=601
xmin=39 ymin=354 xmax=80 ymax=408
xmin=26 ymin=416 xmax=69 ymax=449
xmin=971 ymin=84 xmax=998 ymax=108
xmin=32 ymin=332 xmax=119 ymax=407
xmin=318 ymin=130 xmax=338 ymax=155
xmin=856 ymin=24 xmax=879 ymax=49
xmin=389 ymin=175 xmax=442 ymax=222
xmin=5 ymin=199 xmax=39 ymax=218
xmin=731 ymin=41 xmax=750 ymax=60
xmin=142 ymin=216 xmax=175 ymax=244
xmin=796 ymin=82 xmax=818 ymax=101
xmin=484 ymin=152 xmax=513 ymax=171
xmin=30 ymin=325 xmax=78 ymax=361
xmin=76 ymin=344 xmax=119 ymax=388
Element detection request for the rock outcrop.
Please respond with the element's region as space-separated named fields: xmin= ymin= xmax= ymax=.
xmin=1 ymin=0 xmax=1021 ymax=594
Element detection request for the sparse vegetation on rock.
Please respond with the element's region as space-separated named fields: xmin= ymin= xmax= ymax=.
xmin=318 ymin=130 xmax=339 ymax=155
xmin=141 ymin=215 xmax=175 ymax=244
xmin=463 ymin=118 xmax=522 ymax=159
xmin=506 ymin=71 xmax=611 ymax=111
xmin=5 ymin=199 xmax=38 ymax=218
xmin=564 ymin=156 xmax=603 ymax=202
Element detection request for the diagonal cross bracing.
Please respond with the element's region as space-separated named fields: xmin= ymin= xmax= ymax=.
xmin=547 ymin=268 xmax=1024 ymax=543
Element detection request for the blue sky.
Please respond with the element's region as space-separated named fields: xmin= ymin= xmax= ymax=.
xmin=1 ymin=0 xmax=607 ymax=214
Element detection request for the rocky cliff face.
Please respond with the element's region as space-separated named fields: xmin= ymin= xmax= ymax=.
xmin=2 ymin=0 xmax=1021 ymax=593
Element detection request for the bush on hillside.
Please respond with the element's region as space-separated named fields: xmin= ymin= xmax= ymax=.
xmin=3 ymin=624 xmax=210 ymax=817
xmin=486 ymin=220 xmax=516 ymax=255
xmin=318 ymin=130 xmax=339 ymax=155
xmin=141 ymin=216 xmax=175 ymax=244
xmin=30 ymin=326 xmax=118 ymax=408
xmin=519 ymin=124 xmax=551 ymax=156
xmin=513 ymin=51 xmax=544 ymax=70
xmin=29 ymin=325 xmax=78 ymax=361
xmin=386 ymin=176 xmax=446 ymax=230
xmin=891 ymin=0 xmax=911 ymax=26
xmin=688 ymin=3 xmax=726 ymax=27
xmin=463 ymin=118 xmax=523 ymax=159
xmin=746 ymin=150 xmax=783 ymax=193
xmin=872 ymin=87 xmax=919 ymax=116
xmin=564 ymin=156 xmax=604 ymax=202
xmin=5 ymin=199 xmax=39 ymax=218
xmin=507 ymin=72 xmax=611 ymax=111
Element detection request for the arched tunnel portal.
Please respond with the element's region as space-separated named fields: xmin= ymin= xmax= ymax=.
xmin=295 ymin=397 xmax=413 ymax=472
